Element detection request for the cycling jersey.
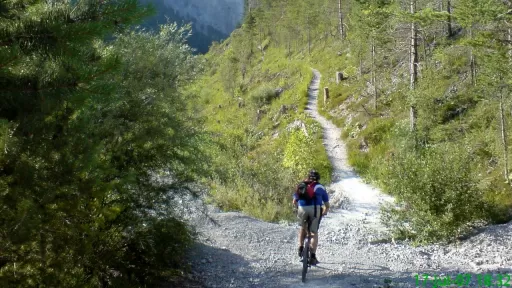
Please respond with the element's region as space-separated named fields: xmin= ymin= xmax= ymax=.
xmin=293 ymin=183 xmax=329 ymax=206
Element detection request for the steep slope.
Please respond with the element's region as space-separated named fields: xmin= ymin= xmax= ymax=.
xmin=187 ymin=70 xmax=512 ymax=287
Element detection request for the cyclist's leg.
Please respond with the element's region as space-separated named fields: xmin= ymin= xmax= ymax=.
xmin=297 ymin=206 xmax=308 ymax=250
xmin=298 ymin=227 xmax=306 ymax=246
xmin=309 ymin=206 xmax=322 ymax=253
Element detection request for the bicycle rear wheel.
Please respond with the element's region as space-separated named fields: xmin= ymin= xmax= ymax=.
xmin=301 ymin=239 xmax=309 ymax=283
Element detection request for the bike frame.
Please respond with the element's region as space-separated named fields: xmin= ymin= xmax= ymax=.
xmin=301 ymin=217 xmax=313 ymax=283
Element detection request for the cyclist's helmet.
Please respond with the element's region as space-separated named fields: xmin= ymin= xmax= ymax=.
xmin=308 ymin=169 xmax=320 ymax=181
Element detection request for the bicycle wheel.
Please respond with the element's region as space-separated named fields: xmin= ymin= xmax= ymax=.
xmin=301 ymin=238 xmax=309 ymax=283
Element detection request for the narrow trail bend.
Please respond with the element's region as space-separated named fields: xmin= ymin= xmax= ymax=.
xmin=187 ymin=69 xmax=512 ymax=288
xmin=305 ymin=69 xmax=393 ymax=232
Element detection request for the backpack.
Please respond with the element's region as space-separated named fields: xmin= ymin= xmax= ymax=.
xmin=296 ymin=180 xmax=317 ymax=202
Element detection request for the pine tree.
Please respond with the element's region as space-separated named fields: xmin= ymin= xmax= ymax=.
xmin=0 ymin=1 xmax=207 ymax=286
xmin=353 ymin=0 xmax=396 ymax=109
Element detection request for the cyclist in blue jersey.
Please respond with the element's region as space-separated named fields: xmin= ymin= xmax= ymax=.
xmin=292 ymin=170 xmax=330 ymax=265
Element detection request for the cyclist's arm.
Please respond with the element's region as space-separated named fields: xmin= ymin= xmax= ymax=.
xmin=321 ymin=188 xmax=330 ymax=215
xmin=322 ymin=202 xmax=330 ymax=215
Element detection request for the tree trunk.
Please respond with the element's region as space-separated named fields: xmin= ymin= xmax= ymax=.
xmin=308 ymin=26 xmax=311 ymax=54
xmin=338 ymin=0 xmax=344 ymax=39
xmin=447 ymin=0 xmax=453 ymax=37
xmin=470 ymin=54 xmax=476 ymax=85
xmin=307 ymin=12 xmax=311 ymax=55
xmin=409 ymin=0 xmax=418 ymax=132
xmin=259 ymin=27 xmax=264 ymax=55
xmin=508 ymin=27 xmax=512 ymax=60
xmin=422 ymin=33 xmax=428 ymax=70
xmin=500 ymin=92 xmax=509 ymax=182
xmin=288 ymin=38 xmax=291 ymax=59
xmin=324 ymin=87 xmax=329 ymax=106
xmin=372 ymin=39 xmax=377 ymax=110
xmin=506 ymin=28 xmax=512 ymax=183
xmin=469 ymin=28 xmax=476 ymax=86
xmin=359 ymin=58 xmax=363 ymax=79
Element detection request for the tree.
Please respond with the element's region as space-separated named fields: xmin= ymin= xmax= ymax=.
xmin=353 ymin=0 xmax=396 ymax=109
xmin=455 ymin=0 xmax=512 ymax=182
xmin=0 ymin=0 xmax=207 ymax=285
xmin=339 ymin=0 xmax=346 ymax=39
xmin=410 ymin=0 xmax=419 ymax=132
xmin=447 ymin=0 xmax=453 ymax=37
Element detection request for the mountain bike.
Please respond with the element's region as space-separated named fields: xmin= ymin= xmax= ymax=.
xmin=294 ymin=205 xmax=325 ymax=283
xmin=301 ymin=216 xmax=314 ymax=283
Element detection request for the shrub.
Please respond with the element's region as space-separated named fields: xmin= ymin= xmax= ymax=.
xmin=283 ymin=130 xmax=316 ymax=176
xmin=381 ymin=143 xmax=488 ymax=244
xmin=347 ymin=143 xmax=371 ymax=174
xmin=117 ymin=218 xmax=196 ymax=286
xmin=249 ymin=85 xmax=278 ymax=107
xmin=360 ymin=117 xmax=394 ymax=146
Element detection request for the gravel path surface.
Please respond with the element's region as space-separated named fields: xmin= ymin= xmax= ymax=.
xmin=186 ymin=70 xmax=512 ymax=288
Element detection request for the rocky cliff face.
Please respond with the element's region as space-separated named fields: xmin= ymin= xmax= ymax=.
xmin=163 ymin=0 xmax=245 ymax=35
xmin=141 ymin=0 xmax=245 ymax=53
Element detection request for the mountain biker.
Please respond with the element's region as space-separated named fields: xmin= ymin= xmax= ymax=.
xmin=292 ymin=169 xmax=330 ymax=265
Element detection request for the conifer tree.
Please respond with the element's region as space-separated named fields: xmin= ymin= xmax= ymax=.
xmin=353 ymin=0 xmax=396 ymax=109
xmin=0 ymin=1 xmax=206 ymax=286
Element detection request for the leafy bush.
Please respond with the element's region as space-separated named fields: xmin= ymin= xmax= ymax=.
xmin=283 ymin=130 xmax=315 ymax=175
xmin=114 ymin=218 xmax=195 ymax=286
xmin=361 ymin=118 xmax=394 ymax=146
xmin=381 ymin=143 xmax=488 ymax=243
xmin=283 ymin=122 xmax=332 ymax=184
xmin=209 ymin=152 xmax=297 ymax=222
xmin=347 ymin=142 xmax=371 ymax=174
xmin=249 ymin=85 xmax=278 ymax=107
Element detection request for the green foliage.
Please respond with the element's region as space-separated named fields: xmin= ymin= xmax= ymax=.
xmin=381 ymin=143 xmax=488 ymax=243
xmin=361 ymin=117 xmax=395 ymax=146
xmin=0 ymin=0 xmax=207 ymax=285
xmin=347 ymin=145 xmax=371 ymax=174
xmin=195 ymin=0 xmax=512 ymax=244
xmin=454 ymin=0 xmax=508 ymax=28
xmin=279 ymin=0 xmax=512 ymax=243
xmin=191 ymin=24 xmax=333 ymax=221
xmin=283 ymin=130 xmax=315 ymax=174
xmin=121 ymin=217 xmax=195 ymax=281
xmin=249 ymin=85 xmax=278 ymax=107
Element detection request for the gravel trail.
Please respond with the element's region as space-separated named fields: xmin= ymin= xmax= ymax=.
xmin=304 ymin=69 xmax=393 ymax=232
xmin=187 ymin=70 xmax=512 ymax=288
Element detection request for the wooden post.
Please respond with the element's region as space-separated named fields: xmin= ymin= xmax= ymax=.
xmin=336 ymin=72 xmax=343 ymax=84
xmin=323 ymin=87 xmax=329 ymax=105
